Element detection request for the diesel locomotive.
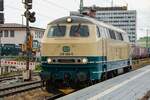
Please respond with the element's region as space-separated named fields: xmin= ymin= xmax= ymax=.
xmin=40 ymin=15 xmax=132 ymax=91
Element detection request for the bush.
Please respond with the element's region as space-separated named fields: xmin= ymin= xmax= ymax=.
xmin=35 ymin=64 xmax=42 ymax=72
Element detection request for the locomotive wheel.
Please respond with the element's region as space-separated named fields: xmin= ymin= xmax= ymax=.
xmin=70 ymin=79 xmax=78 ymax=89
xmin=74 ymin=80 xmax=90 ymax=89
xmin=88 ymin=80 xmax=93 ymax=86
xmin=113 ymin=70 xmax=118 ymax=76
xmin=45 ymin=80 xmax=55 ymax=93
xmin=109 ymin=71 xmax=114 ymax=78
xmin=123 ymin=66 xmax=131 ymax=73
xmin=101 ymin=72 xmax=107 ymax=81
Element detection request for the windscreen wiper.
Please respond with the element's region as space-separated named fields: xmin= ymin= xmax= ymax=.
xmin=75 ymin=24 xmax=81 ymax=32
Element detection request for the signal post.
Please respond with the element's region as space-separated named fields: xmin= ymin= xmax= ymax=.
xmin=22 ymin=0 xmax=36 ymax=81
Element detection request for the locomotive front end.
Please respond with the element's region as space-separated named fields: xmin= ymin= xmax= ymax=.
xmin=40 ymin=16 xmax=104 ymax=89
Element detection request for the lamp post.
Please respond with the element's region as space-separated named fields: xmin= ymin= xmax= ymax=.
xmin=146 ymin=29 xmax=149 ymax=48
xmin=79 ymin=0 xmax=84 ymax=14
xmin=139 ymin=28 xmax=150 ymax=48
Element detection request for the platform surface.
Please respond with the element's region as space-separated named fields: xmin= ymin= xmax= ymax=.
xmin=57 ymin=65 xmax=150 ymax=100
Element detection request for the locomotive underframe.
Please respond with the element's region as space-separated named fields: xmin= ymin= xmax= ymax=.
xmin=40 ymin=56 xmax=131 ymax=90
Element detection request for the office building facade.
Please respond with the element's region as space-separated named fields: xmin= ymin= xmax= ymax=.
xmin=83 ymin=6 xmax=137 ymax=43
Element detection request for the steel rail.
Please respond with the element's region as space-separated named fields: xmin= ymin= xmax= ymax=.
xmin=0 ymin=72 xmax=39 ymax=82
xmin=0 ymin=80 xmax=42 ymax=97
xmin=46 ymin=92 xmax=65 ymax=100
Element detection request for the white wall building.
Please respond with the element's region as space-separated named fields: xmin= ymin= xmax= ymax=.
xmin=0 ymin=23 xmax=45 ymax=45
xmin=82 ymin=6 xmax=137 ymax=44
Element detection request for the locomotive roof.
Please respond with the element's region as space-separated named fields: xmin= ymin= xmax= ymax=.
xmin=49 ymin=16 xmax=94 ymax=24
xmin=48 ymin=16 xmax=126 ymax=34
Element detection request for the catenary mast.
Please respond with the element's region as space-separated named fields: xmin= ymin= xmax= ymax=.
xmin=79 ymin=0 xmax=84 ymax=14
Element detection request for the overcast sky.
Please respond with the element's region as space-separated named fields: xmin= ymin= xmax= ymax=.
xmin=4 ymin=0 xmax=150 ymax=39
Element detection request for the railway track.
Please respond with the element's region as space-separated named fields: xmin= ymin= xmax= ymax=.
xmin=0 ymin=80 xmax=70 ymax=100
xmin=0 ymin=73 xmax=75 ymax=99
xmin=46 ymin=92 xmax=65 ymax=100
xmin=0 ymin=72 xmax=39 ymax=82
xmin=0 ymin=80 xmax=42 ymax=97
xmin=0 ymin=74 xmax=21 ymax=82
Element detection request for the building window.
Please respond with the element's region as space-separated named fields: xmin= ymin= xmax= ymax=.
xmin=130 ymin=20 xmax=135 ymax=22
xmin=35 ymin=32 xmax=38 ymax=38
xmin=0 ymin=31 xmax=3 ymax=37
xmin=38 ymin=32 xmax=41 ymax=38
xmin=10 ymin=30 xmax=15 ymax=37
xmin=40 ymin=32 xmax=43 ymax=38
xmin=4 ymin=30 xmax=9 ymax=37
xmin=130 ymin=28 xmax=135 ymax=30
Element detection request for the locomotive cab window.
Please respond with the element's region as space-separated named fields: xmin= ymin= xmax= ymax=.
xmin=70 ymin=25 xmax=89 ymax=37
xmin=47 ymin=25 xmax=66 ymax=37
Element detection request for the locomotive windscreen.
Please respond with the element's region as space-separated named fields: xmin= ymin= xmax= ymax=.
xmin=47 ymin=24 xmax=89 ymax=37
xmin=70 ymin=25 xmax=89 ymax=37
xmin=47 ymin=25 xmax=66 ymax=37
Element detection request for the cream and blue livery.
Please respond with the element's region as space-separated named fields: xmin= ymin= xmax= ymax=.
xmin=40 ymin=16 xmax=131 ymax=90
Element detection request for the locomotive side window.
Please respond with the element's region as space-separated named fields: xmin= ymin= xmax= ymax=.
xmin=98 ymin=27 xmax=106 ymax=38
xmin=70 ymin=25 xmax=89 ymax=37
xmin=108 ymin=30 xmax=116 ymax=40
xmin=96 ymin=26 xmax=101 ymax=37
xmin=103 ymin=27 xmax=110 ymax=38
xmin=103 ymin=28 xmax=110 ymax=38
xmin=0 ymin=30 xmax=3 ymax=37
xmin=47 ymin=25 xmax=66 ymax=37
xmin=116 ymin=32 xmax=124 ymax=41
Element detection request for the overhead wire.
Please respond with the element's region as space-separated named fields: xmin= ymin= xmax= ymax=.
xmin=42 ymin=0 xmax=71 ymax=11
xmin=5 ymin=0 xmax=55 ymax=19
xmin=33 ymin=0 xmax=69 ymax=16
xmin=5 ymin=0 xmax=79 ymax=20
xmin=5 ymin=4 xmax=52 ymax=20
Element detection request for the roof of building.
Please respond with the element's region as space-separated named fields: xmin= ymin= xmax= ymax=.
xmin=83 ymin=6 xmax=128 ymax=11
xmin=0 ymin=23 xmax=45 ymax=30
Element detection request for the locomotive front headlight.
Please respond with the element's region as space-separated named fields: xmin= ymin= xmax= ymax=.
xmin=66 ymin=17 xmax=72 ymax=23
xmin=47 ymin=58 xmax=52 ymax=63
xmin=82 ymin=58 xmax=88 ymax=64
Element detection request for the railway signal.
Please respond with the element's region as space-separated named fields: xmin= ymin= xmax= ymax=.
xmin=25 ymin=0 xmax=32 ymax=3
xmin=22 ymin=0 xmax=36 ymax=81
xmin=0 ymin=0 xmax=4 ymax=11
xmin=24 ymin=0 xmax=32 ymax=9
xmin=24 ymin=11 xmax=36 ymax=23
xmin=29 ymin=12 xmax=36 ymax=23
